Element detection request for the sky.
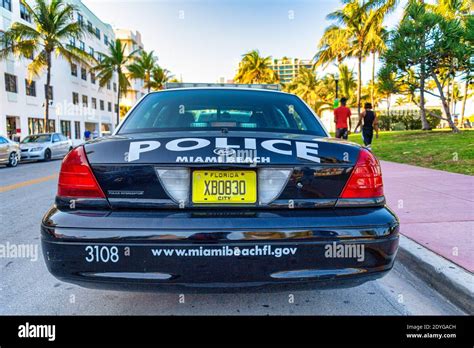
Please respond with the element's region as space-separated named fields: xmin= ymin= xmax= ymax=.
xmin=82 ymin=0 xmax=406 ymax=83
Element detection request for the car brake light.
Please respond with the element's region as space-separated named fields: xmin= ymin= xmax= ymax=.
xmin=340 ymin=149 xmax=383 ymax=198
xmin=57 ymin=146 xmax=105 ymax=198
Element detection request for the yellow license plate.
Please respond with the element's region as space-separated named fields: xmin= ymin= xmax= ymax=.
xmin=192 ymin=170 xmax=257 ymax=204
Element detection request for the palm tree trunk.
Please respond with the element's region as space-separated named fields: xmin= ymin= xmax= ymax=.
xmin=450 ymin=78 xmax=455 ymax=116
xmin=116 ymin=86 xmax=121 ymax=127
xmin=419 ymin=62 xmax=430 ymax=130
xmin=44 ymin=51 xmax=52 ymax=133
xmin=460 ymin=78 xmax=469 ymax=128
xmin=357 ymin=52 xmax=362 ymax=118
xmin=371 ymin=50 xmax=375 ymax=107
xmin=386 ymin=93 xmax=391 ymax=130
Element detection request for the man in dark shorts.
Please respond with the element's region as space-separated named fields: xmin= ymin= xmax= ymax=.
xmin=354 ymin=102 xmax=379 ymax=149
xmin=334 ymin=97 xmax=352 ymax=139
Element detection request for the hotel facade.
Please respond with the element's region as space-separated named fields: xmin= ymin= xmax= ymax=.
xmin=0 ymin=0 xmax=119 ymax=144
xmin=270 ymin=58 xmax=313 ymax=84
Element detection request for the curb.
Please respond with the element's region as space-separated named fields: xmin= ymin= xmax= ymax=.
xmin=397 ymin=235 xmax=473 ymax=314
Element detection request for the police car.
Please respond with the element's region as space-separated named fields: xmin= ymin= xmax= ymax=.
xmin=41 ymin=83 xmax=399 ymax=291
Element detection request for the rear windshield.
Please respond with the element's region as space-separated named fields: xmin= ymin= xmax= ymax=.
xmin=118 ymin=89 xmax=327 ymax=136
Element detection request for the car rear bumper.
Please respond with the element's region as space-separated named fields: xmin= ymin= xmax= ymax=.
xmin=41 ymin=207 xmax=399 ymax=292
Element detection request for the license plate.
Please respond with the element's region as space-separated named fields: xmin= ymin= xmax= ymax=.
xmin=192 ymin=170 xmax=257 ymax=204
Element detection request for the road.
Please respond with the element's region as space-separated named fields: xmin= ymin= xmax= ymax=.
xmin=0 ymin=160 xmax=465 ymax=315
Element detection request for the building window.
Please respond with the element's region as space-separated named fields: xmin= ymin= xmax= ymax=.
xmin=89 ymin=46 xmax=94 ymax=57
xmin=72 ymin=92 xmax=79 ymax=105
xmin=20 ymin=1 xmax=31 ymax=22
xmin=82 ymin=95 xmax=88 ymax=107
xmin=60 ymin=120 xmax=71 ymax=138
xmin=77 ymin=13 xmax=83 ymax=26
xmin=107 ymin=102 xmax=112 ymax=112
xmin=95 ymin=28 xmax=100 ymax=40
xmin=69 ymin=37 xmax=75 ymax=47
xmin=106 ymin=80 xmax=111 ymax=90
xmin=113 ymin=82 xmax=117 ymax=92
xmin=74 ymin=121 xmax=81 ymax=139
xmin=92 ymin=97 xmax=97 ymax=109
xmin=44 ymin=85 xmax=53 ymax=100
xmin=28 ymin=118 xmax=43 ymax=134
xmin=79 ymin=40 xmax=85 ymax=51
xmin=104 ymin=35 xmax=108 ymax=46
xmin=87 ymin=21 xmax=93 ymax=33
xmin=1 ymin=0 xmax=11 ymax=11
xmin=28 ymin=118 xmax=55 ymax=134
xmin=100 ymin=100 xmax=104 ymax=111
xmin=71 ymin=63 xmax=77 ymax=76
xmin=96 ymin=52 xmax=102 ymax=62
xmin=91 ymin=72 xmax=96 ymax=84
xmin=25 ymin=79 xmax=36 ymax=96
xmin=81 ymin=67 xmax=87 ymax=81
xmin=5 ymin=73 xmax=17 ymax=93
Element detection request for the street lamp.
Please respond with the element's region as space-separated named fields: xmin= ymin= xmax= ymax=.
xmin=334 ymin=72 xmax=340 ymax=108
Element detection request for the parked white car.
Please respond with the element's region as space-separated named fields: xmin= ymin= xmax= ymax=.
xmin=20 ymin=133 xmax=73 ymax=161
xmin=0 ymin=135 xmax=20 ymax=167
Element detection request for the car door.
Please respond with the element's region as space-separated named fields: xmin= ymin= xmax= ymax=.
xmin=51 ymin=134 xmax=62 ymax=158
xmin=60 ymin=134 xmax=70 ymax=155
xmin=0 ymin=136 xmax=9 ymax=163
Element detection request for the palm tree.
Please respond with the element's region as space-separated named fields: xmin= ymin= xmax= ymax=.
xmin=286 ymin=68 xmax=334 ymax=114
xmin=0 ymin=0 xmax=92 ymax=132
xmin=94 ymin=39 xmax=138 ymax=126
xmin=127 ymin=50 xmax=157 ymax=93
xmin=149 ymin=66 xmax=172 ymax=91
xmin=314 ymin=26 xmax=352 ymax=68
xmin=316 ymin=0 xmax=397 ymax=118
xmin=338 ymin=63 xmax=357 ymax=103
xmin=366 ymin=19 xmax=388 ymax=106
xmin=234 ymin=50 xmax=278 ymax=84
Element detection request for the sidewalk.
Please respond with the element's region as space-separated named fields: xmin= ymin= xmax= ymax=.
xmin=381 ymin=161 xmax=474 ymax=273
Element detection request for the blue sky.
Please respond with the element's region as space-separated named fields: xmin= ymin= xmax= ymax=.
xmin=83 ymin=0 xmax=405 ymax=83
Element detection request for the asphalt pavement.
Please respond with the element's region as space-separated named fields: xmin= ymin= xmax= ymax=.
xmin=0 ymin=160 xmax=466 ymax=315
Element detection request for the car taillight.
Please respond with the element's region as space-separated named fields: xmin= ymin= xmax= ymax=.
xmin=57 ymin=146 xmax=105 ymax=198
xmin=340 ymin=149 xmax=383 ymax=198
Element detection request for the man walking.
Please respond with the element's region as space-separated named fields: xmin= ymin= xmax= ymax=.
xmin=334 ymin=97 xmax=352 ymax=140
xmin=354 ymin=102 xmax=379 ymax=150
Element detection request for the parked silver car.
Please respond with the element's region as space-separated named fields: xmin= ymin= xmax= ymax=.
xmin=0 ymin=135 xmax=20 ymax=167
xmin=20 ymin=133 xmax=73 ymax=161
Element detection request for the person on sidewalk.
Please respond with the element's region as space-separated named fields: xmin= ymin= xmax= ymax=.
xmin=354 ymin=102 xmax=379 ymax=150
xmin=334 ymin=97 xmax=352 ymax=140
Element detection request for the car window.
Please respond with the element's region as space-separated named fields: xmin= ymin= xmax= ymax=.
xmin=59 ymin=134 xmax=67 ymax=141
xmin=0 ymin=137 xmax=7 ymax=144
xmin=52 ymin=134 xmax=60 ymax=142
xmin=21 ymin=135 xmax=51 ymax=143
xmin=119 ymin=89 xmax=326 ymax=136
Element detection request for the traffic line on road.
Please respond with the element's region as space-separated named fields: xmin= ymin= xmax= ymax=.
xmin=0 ymin=174 xmax=58 ymax=193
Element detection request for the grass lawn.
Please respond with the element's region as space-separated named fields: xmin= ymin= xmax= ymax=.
xmin=346 ymin=129 xmax=474 ymax=175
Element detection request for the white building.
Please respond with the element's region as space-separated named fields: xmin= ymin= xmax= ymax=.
xmin=114 ymin=28 xmax=146 ymax=117
xmin=0 ymin=0 xmax=118 ymax=144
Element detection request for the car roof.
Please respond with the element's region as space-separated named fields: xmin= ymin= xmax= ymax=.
xmin=149 ymin=87 xmax=294 ymax=96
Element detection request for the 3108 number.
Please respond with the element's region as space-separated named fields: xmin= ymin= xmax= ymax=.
xmin=85 ymin=246 xmax=119 ymax=263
